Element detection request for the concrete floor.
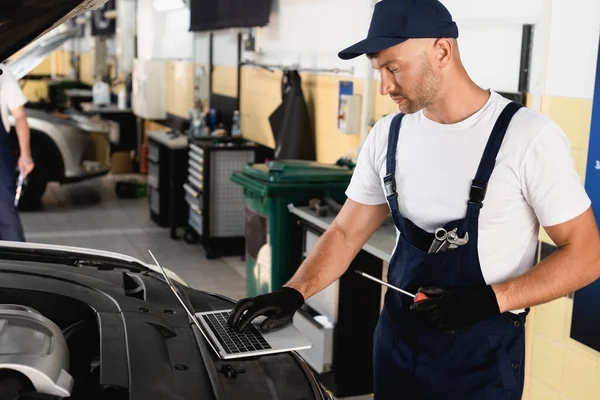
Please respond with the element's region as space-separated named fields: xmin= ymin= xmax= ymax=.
xmin=19 ymin=174 xmax=372 ymax=400
xmin=20 ymin=174 xmax=248 ymax=302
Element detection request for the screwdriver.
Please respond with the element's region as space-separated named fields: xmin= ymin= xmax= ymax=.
xmin=14 ymin=171 xmax=24 ymax=208
xmin=355 ymin=270 xmax=428 ymax=302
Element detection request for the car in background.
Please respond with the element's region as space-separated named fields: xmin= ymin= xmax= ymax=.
xmin=6 ymin=28 xmax=112 ymax=210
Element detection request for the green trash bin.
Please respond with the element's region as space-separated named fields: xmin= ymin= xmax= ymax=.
xmin=231 ymin=160 xmax=354 ymax=297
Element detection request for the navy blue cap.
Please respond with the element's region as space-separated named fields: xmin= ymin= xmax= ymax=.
xmin=338 ymin=0 xmax=459 ymax=60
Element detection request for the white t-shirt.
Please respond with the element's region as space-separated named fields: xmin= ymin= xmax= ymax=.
xmin=0 ymin=65 xmax=28 ymax=133
xmin=346 ymin=90 xmax=591 ymax=287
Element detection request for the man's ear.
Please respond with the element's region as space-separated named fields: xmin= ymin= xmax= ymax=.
xmin=433 ymin=38 xmax=453 ymax=68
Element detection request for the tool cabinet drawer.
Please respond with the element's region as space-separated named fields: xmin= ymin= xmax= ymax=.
xmin=293 ymin=307 xmax=334 ymax=374
xmin=304 ymin=230 xmax=339 ymax=322
xmin=183 ymin=183 xmax=202 ymax=205
xmin=187 ymin=167 xmax=203 ymax=183
xmin=188 ymin=159 xmax=204 ymax=175
xmin=147 ymin=162 xmax=160 ymax=188
xmin=189 ymin=143 xmax=204 ymax=157
xmin=149 ymin=188 xmax=160 ymax=214
xmin=188 ymin=175 xmax=203 ymax=192
xmin=184 ymin=189 xmax=202 ymax=212
xmin=148 ymin=142 xmax=160 ymax=163
xmin=188 ymin=150 xmax=204 ymax=166
xmin=188 ymin=206 xmax=203 ymax=235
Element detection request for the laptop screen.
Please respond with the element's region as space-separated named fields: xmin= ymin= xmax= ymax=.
xmin=147 ymin=250 xmax=204 ymax=329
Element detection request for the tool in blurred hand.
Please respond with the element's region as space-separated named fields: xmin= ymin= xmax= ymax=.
xmin=14 ymin=171 xmax=24 ymax=207
xmin=355 ymin=270 xmax=428 ymax=302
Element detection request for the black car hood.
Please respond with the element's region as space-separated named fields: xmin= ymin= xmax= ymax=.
xmin=0 ymin=259 xmax=327 ymax=400
xmin=0 ymin=0 xmax=107 ymax=62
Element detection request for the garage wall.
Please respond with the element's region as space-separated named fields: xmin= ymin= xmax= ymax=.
xmin=130 ymin=0 xmax=600 ymax=164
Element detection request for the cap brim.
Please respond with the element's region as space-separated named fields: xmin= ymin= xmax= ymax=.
xmin=338 ymin=37 xmax=409 ymax=60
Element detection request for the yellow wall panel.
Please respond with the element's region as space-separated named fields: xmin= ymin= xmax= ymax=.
xmin=212 ymin=65 xmax=238 ymax=98
xmin=529 ymin=378 xmax=561 ymax=400
xmin=22 ymin=81 xmax=48 ymax=103
xmin=560 ymin=350 xmax=600 ymax=400
xmin=533 ymin=297 xmax=569 ymax=343
xmin=145 ymin=120 xmax=171 ymax=132
xmin=239 ymin=67 xmax=365 ymax=163
xmin=525 ymin=94 xmax=533 ymax=109
xmin=55 ymin=50 xmax=73 ymax=77
xmin=166 ymin=61 xmax=194 ymax=119
xmin=239 ymin=67 xmax=280 ymax=148
xmin=306 ymin=74 xmax=364 ymax=163
xmin=530 ymin=333 xmax=565 ymax=389
xmin=79 ymin=52 xmax=94 ymax=86
xmin=18 ymin=54 xmax=52 ymax=103
xmin=539 ymin=227 xmax=555 ymax=245
xmin=540 ymin=96 xmax=593 ymax=150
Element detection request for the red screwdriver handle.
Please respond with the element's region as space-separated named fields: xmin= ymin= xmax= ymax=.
xmin=415 ymin=292 xmax=429 ymax=303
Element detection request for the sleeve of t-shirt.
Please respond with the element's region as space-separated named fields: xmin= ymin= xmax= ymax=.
xmin=521 ymin=120 xmax=591 ymax=227
xmin=345 ymin=121 xmax=388 ymax=205
xmin=1 ymin=67 xmax=27 ymax=111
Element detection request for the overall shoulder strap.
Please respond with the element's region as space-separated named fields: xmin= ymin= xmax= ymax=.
xmin=469 ymin=101 xmax=524 ymax=208
xmin=383 ymin=113 xmax=405 ymax=198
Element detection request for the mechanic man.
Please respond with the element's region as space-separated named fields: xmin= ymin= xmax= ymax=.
xmin=0 ymin=65 xmax=34 ymax=241
xmin=228 ymin=0 xmax=600 ymax=398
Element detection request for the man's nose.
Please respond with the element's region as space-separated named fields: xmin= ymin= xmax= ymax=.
xmin=379 ymin=73 xmax=396 ymax=96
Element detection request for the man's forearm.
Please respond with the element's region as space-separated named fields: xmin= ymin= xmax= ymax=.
xmin=284 ymin=223 xmax=361 ymax=300
xmin=493 ymin=243 xmax=600 ymax=313
xmin=15 ymin=117 xmax=31 ymax=155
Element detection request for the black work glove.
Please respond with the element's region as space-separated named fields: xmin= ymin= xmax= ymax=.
xmin=227 ymin=287 xmax=305 ymax=333
xmin=409 ymin=286 xmax=500 ymax=334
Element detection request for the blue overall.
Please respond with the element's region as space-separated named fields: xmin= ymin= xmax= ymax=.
xmin=374 ymin=101 xmax=527 ymax=399
xmin=0 ymin=118 xmax=25 ymax=242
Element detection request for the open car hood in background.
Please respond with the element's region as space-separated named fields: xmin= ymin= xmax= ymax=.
xmin=8 ymin=29 xmax=79 ymax=80
xmin=0 ymin=0 xmax=107 ymax=64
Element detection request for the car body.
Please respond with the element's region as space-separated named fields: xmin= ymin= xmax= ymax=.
xmin=7 ymin=108 xmax=111 ymax=208
xmin=0 ymin=241 xmax=332 ymax=400
xmin=5 ymin=29 xmax=112 ymax=210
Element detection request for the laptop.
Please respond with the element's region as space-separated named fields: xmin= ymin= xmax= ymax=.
xmin=148 ymin=250 xmax=312 ymax=360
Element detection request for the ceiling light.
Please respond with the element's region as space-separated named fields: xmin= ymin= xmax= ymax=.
xmin=153 ymin=0 xmax=185 ymax=12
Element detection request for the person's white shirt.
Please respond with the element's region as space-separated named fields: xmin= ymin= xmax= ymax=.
xmin=0 ymin=65 xmax=28 ymax=133
xmin=346 ymin=90 xmax=591 ymax=288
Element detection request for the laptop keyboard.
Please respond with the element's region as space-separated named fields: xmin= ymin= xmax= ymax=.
xmin=201 ymin=311 xmax=272 ymax=354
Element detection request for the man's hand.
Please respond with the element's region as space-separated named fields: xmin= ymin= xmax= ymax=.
xmin=18 ymin=153 xmax=34 ymax=177
xmin=409 ymin=286 xmax=500 ymax=334
xmin=227 ymin=287 xmax=305 ymax=332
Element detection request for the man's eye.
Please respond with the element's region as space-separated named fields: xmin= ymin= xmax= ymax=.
xmin=388 ymin=67 xmax=399 ymax=73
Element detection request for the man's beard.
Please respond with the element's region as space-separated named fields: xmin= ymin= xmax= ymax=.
xmin=398 ymin=58 xmax=442 ymax=114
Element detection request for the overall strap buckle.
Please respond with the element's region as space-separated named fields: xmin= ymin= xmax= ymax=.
xmin=384 ymin=174 xmax=397 ymax=198
xmin=468 ymin=180 xmax=487 ymax=207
